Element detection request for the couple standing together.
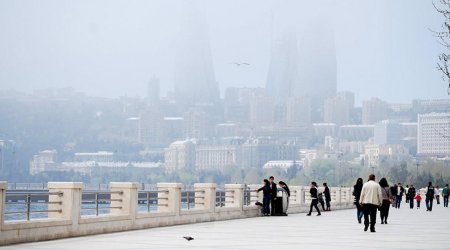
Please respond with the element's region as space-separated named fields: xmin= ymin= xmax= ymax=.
xmin=353 ymin=174 xmax=384 ymax=233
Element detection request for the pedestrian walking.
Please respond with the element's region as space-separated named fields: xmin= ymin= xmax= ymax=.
xmin=306 ymin=182 xmax=321 ymax=216
xmin=359 ymin=174 xmax=382 ymax=233
xmin=353 ymin=178 xmax=364 ymax=224
xmin=391 ymin=184 xmax=398 ymax=208
xmin=425 ymin=182 xmax=435 ymax=211
xmin=435 ymin=186 xmax=441 ymax=205
xmin=323 ymin=183 xmax=331 ymax=211
xmin=405 ymin=185 xmax=410 ymax=203
xmin=395 ymin=183 xmax=404 ymax=209
xmin=379 ymin=178 xmax=392 ymax=225
xmin=443 ymin=184 xmax=449 ymax=207
xmin=415 ymin=193 xmax=422 ymax=209
xmin=407 ymin=185 xmax=416 ymax=209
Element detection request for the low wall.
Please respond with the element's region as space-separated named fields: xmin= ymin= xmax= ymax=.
xmin=0 ymin=182 xmax=355 ymax=245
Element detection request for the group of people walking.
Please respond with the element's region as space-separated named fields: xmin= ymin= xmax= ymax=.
xmin=306 ymin=182 xmax=331 ymax=216
xmin=257 ymin=174 xmax=449 ymax=234
xmin=353 ymin=175 xmax=450 ymax=233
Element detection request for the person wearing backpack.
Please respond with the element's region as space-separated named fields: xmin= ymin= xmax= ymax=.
xmin=425 ymin=182 xmax=435 ymax=212
xmin=442 ymin=184 xmax=449 ymax=207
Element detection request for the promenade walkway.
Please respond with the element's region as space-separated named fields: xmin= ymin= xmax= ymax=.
xmin=3 ymin=203 xmax=449 ymax=250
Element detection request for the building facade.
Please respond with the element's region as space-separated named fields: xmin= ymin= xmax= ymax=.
xmin=417 ymin=113 xmax=450 ymax=157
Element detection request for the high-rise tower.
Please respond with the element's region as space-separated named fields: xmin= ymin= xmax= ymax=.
xmin=296 ymin=23 xmax=337 ymax=102
xmin=174 ymin=3 xmax=219 ymax=106
xmin=266 ymin=30 xmax=299 ymax=102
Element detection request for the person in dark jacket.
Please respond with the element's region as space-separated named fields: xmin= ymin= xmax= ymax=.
xmin=395 ymin=183 xmax=405 ymax=209
xmin=269 ymin=176 xmax=277 ymax=215
xmin=257 ymin=179 xmax=271 ymax=216
xmin=391 ymin=184 xmax=398 ymax=208
xmin=379 ymin=178 xmax=392 ymax=224
xmin=425 ymin=182 xmax=435 ymax=211
xmin=323 ymin=183 xmax=331 ymax=211
xmin=408 ymin=185 xmax=416 ymax=209
xmin=279 ymin=181 xmax=290 ymax=215
xmin=307 ymin=181 xmax=321 ymax=216
xmin=353 ymin=178 xmax=364 ymax=223
xmin=405 ymin=185 xmax=410 ymax=203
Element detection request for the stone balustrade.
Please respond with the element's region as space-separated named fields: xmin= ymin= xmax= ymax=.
xmin=0 ymin=181 xmax=354 ymax=246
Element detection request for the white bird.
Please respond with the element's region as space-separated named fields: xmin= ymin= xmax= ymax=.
xmin=231 ymin=62 xmax=250 ymax=66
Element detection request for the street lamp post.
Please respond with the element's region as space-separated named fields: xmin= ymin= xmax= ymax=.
xmin=416 ymin=159 xmax=420 ymax=183
xmin=338 ymin=152 xmax=343 ymax=187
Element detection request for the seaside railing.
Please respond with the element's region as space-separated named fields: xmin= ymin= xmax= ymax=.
xmin=4 ymin=191 xmax=63 ymax=221
xmin=81 ymin=190 xmax=123 ymax=217
xmin=0 ymin=181 xmax=357 ymax=246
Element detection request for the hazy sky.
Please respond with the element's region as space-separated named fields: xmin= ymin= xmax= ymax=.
xmin=0 ymin=0 xmax=448 ymax=105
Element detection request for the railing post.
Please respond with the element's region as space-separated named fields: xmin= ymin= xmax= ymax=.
xmin=335 ymin=187 xmax=342 ymax=206
xmin=157 ymin=183 xmax=181 ymax=215
xmin=302 ymin=186 xmax=309 ymax=205
xmin=224 ymin=184 xmax=245 ymax=210
xmin=248 ymin=184 xmax=262 ymax=206
xmin=0 ymin=181 xmax=6 ymax=231
xmin=110 ymin=182 xmax=138 ymax=219
xmin=289 ymin=186 xmax=301 ymax=205
xmin=47 ymin=182 xmax=83 ymax=227
xmin=194 ymin=183 xmax=216 ymax=212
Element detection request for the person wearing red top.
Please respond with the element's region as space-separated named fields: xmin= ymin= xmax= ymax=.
xmin=415 ymin=193 xmax=422 ymax=209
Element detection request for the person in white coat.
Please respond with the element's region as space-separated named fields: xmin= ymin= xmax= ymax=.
xmin=359 ymin=174 xmax=383 ymax=233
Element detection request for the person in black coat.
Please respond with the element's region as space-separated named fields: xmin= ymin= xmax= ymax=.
xmin=257 ymin=179 xmax=271 ymax=216
xmin=269 ymin=176 xmax=277 ymax=215
xmin=323 ymin=183 xmax=331 ymax=211
xmin=408 ymin=185 xmax=416 ymax=209
xmin=307 ymin=181 xmax=321 ymax=216
xmin=425 ymin=182 xmax=435 ymax=211
xmin=391 ymin=184 xmax=398 ymax=208
xmin=353 ymin=178 xmax=364 ymax=223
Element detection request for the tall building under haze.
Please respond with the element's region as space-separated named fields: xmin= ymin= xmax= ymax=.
xmin=266 ymin=23 xmax=337 ymax=123
xmin=173 ymin=4 xmax=219 ymax=106
xmin=266 ymin=30 xmax=299 ymax=102
xmin=296 ymin=23 xmax=337 ymax=103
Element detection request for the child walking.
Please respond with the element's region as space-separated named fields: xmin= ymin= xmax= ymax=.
xmin=415 ymin=193 xmax=422 ymax=209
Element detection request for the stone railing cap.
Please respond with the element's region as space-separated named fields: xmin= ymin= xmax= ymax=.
xmin=194 ymin=183 xmax=217 ymax=188
xmin=110 ymin=182 xmax=139 ymax=189
xmin=224 ymin=184 xmax=246 ymax=188
xmin=48 ymin=182 xmax=83 ymax=189
xmin=0 ymin=181 xmax=7 ymax=189
xmin=157 ymin=183 xmax=182 ymax=188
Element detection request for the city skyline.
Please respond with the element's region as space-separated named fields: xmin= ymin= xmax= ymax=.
xmin=0 ymin=0 xmax=448 ymax=105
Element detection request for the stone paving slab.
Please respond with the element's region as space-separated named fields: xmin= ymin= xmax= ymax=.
xmin=2 ymin=202 xmax=450 ymax=250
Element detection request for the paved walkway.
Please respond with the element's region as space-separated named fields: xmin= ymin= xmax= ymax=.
xmin=3 ymin=202 xmax=450 ymax=250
